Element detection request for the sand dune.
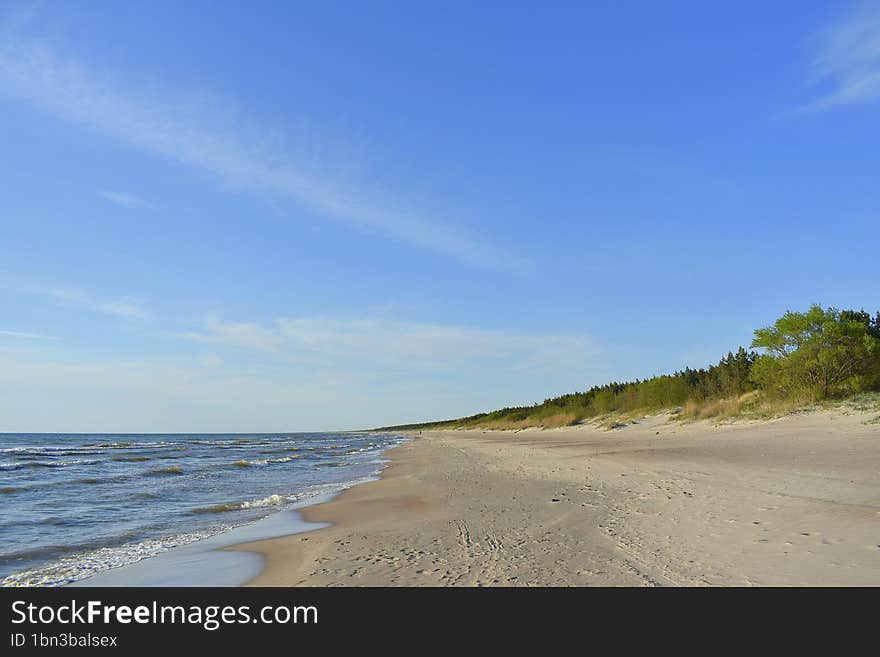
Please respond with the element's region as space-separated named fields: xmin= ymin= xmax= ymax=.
xmin=239 ymin=409 xmax=880 ymax=586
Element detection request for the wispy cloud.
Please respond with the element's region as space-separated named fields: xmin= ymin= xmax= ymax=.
xmin=45 ymin=288 xmax=149 ymax=319
xmin=101 ymin=190 xmax=147 ymax=207
xmin=174 ymin=317 xmax=284 ymax=351
xmin=799 ymin=2 xmax=880 ymax=112
xmin=0 ymin=32 xmax=509 ymax=267
xmin=174 ymin=315 xmax=599 ymax=373
xmin=0 ymin=329 xmax=58 ymax=340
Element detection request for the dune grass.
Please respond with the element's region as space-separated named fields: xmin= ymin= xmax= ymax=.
xmin=385 ymin=390 xmax=880 ymax=433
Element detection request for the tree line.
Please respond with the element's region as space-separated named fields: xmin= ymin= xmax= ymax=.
xmin=378 ymin=305 xmax=880 ymax=430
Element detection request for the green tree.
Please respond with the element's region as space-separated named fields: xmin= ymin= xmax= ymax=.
xmin=750 ymin=305 xmax=880 ymax=399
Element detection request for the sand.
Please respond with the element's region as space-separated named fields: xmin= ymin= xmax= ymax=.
xmin=237 ymin=409 xmax=880 ymax=586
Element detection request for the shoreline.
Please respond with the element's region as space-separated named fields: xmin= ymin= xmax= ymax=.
xmin=70 ymin=496 xmax=334 ymax=587
xmin=235 ymin=438 xmax=431 ymax=586
xmin=237 ymin=409 xmax=880 ymax=586
xmin=1 ymin=430 xmax=406 ymax=588
xmin=53 ymin=438 xmax=406 ymax=587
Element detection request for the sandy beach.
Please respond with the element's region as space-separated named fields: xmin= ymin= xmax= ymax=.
xmin=238 ymin=409 xmax=880 ymax=586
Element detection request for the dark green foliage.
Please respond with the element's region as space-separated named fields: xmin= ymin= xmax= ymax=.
xmin=840 ymin=309 xmax=880 ymax=340
xmin=751 ymin=305 xmax=880 ymax=399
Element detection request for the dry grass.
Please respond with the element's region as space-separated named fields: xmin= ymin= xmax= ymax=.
xmin=677 ymin=391 xmax=759 ymax=420
xmin=432 ymin=392 xmax=880 ymax=432
xmin=675 ymin=391 xmax=880 ymax=424
xmin=469 ymin=411 xmax=583 ymax=430
xmin=681 ymin=397 xmax=739 ymax=419
xmin=674 ymin=390 xmax=815 ymax=422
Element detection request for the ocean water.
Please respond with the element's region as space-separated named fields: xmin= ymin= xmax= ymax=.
xmin=0 ymin=431 xmax=406 ymax=586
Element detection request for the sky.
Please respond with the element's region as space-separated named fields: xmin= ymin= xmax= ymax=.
xmin=1 ymin=1 xmax=879 ymax=432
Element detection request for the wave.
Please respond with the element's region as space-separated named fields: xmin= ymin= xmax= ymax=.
xmin=0 ymin=515 xmax=74 ymax=529
xmin=190 ymin=476 xmax=379 ymax=515
xmin=130 ymin=491 xmax=161 ymax=500
xmin=191 ymin=493 xmax=301 ymax=514
xmin=1 ymin=533 xmax=139 ymax=564
xmin=145 ymin=466 xmax=183 ymax=476
xmin=344 ymin=446 xmax=378 ymax=455
xmin=267 ymin=455 xmax=300 ymax=464
xmin=1 ymin=445 xmax=94 ymax=454
xmin=189 ymin=439 xmax=239 ymax=446
xmin=188 ymin=437 xmax=272 ymax=447
xmin=1 ymin=529 xmax=225 ymax=587
xmin=190 ymin=494 xmax=296 ymax=514
xmin=230 ymin=453 xmax=305 ymax=467
xmin=0 ymin=472 xmax=135 ymax=491
xmin=83 ymin=441 xmax=182 ymax=451
xmin=0 ymin=459 xmax=101 ymax=471
xmin=0 ymin=448 xmax=107 ymax=458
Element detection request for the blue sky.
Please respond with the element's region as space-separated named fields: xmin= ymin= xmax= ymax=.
xmin=1 ymin=1 xmax=879 ymax=432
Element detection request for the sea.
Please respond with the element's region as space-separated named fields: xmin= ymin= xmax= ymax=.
xmin=0 ymin=431 xmax=406 ymax=586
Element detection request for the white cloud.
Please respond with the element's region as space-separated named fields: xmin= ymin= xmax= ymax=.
xmin=101 ymin=190 xmax=147 ymax=207
xmin=174 ymin=317 xmax=284 ymax=351
xmin=175 ymin=315 xmax=599 ymax=374
xmin=45 ymin=288 xmax=149 ymax=319
xmin=0 ymin=329 xmax=58 ymax=340
xmin=800 ymin=3 xmax=880 ymax=112
xmin=0 ymin=35 xmax=509 ymax=267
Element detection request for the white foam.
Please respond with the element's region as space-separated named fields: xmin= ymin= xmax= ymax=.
xmin=0 ymin=529 xmax=228 ymax=588
xmin=0 ymin=459 xmax=101 ymax=470
xmin=224 ymin=475 xmax=378 ymax=511
xmin=240 ymin=493 xmax=299 ymax=508
xmin=267 ymin=455 xmax=301 ymax=464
